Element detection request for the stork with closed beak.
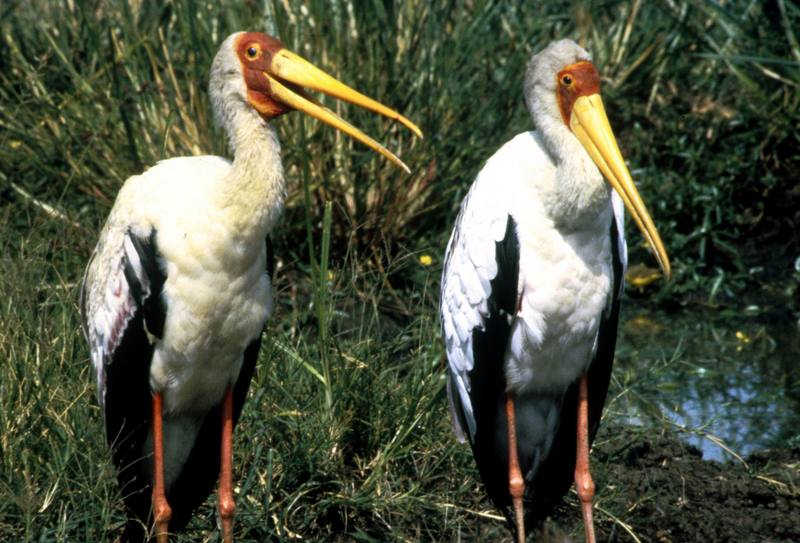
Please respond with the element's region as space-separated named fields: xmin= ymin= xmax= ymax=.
xmin=440 ymin=39 xmax=669 ymax=542
xmin=81 ymin=31 xmax=421 ymax=543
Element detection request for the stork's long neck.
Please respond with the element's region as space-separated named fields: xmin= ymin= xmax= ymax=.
xmin=215 ymin=109 xmax=286 ymax=240
xmin=536 ymin=115 xmax=611 ymax=231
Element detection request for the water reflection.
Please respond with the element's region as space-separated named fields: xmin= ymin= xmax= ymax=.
xmin=609 ymin=305 xmax=800 ymax=462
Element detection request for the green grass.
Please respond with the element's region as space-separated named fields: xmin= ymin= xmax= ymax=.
xmin=1 ymin=0 xmax=799 ymax=541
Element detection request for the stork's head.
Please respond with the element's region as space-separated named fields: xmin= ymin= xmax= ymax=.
xmin=524 ymin=39 xmax=670 ymax=278
xmin=210 ymin=32 xmax=421 ymax=173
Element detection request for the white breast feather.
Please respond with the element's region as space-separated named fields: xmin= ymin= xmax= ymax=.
xmin=441 ymin=131 xmax=622 ymax=436
xmin=83 ymin=155 xmax=274 ymax=487
xmin=124 ymin=157 xmax=273 ymax=414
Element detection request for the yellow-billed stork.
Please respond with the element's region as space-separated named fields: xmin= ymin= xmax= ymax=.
xmin=440 ymin=39 xmax=669 ymax=542
xmin=80 ymin=31 xmax=420 ymax=543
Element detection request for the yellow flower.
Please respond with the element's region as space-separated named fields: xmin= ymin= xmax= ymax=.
xmin=625 ymin=264 xmax=662 ymax=290
xmin=735 ymin=331 xmax=751 ymax=351
xmin=419 ymin=254 xmax=433 ymax=266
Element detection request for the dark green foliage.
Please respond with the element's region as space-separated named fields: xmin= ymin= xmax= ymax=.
xmin=1 ymin=1 xmax=798 ymax=541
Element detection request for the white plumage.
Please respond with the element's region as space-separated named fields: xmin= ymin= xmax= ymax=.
xmin=442 ymin=132 xmax=628 ymax=437
xmin=90 ymin=154 xmax=273 ymax=389
xmin=443 ymin=130 xmax=626 ymax=394
xmin=102 ymin=155 xmax=276 ymax=473
xmin=81 ymin=31 xmax=420 ymax=543
xmin=82 ymin=91 xmax=283 ymax=492
xmin=440 ymin=39 xmax=666 ymax=543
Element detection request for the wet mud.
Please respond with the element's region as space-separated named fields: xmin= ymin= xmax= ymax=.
xmin=547 ymin=425 xmax=800 ymax=542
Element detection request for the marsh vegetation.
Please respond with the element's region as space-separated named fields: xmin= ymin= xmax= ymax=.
xmin=1 ymin=1 xmax=798 ymax=541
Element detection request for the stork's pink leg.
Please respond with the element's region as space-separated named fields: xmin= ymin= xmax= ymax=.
xmin=219 ymin=386 xmax=235 ymax=543
xmin=505 ymin=393 xmax=526 ymax=543
xmin=575 ymin=374 xmax=597 ymax=543
xmin=151 ymin=392 xmax=172 ymax=543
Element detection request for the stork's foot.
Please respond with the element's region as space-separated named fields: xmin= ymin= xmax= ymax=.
xmin=575 ymin=374 xmax=596 ymax=543
xmin=219 ymin=385 xmax=236 ymax=543
xmin=506 ymin=393 xmax=526 ymax=543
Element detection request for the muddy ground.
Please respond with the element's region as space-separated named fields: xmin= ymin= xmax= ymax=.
xmin=542 ymin=425 xmax=800 ymax=542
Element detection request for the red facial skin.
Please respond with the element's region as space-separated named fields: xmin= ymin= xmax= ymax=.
xmin=235 ymin=32 xmax=294 ymax=119
xmin=556 ymin=61 xmax=601 ymax=126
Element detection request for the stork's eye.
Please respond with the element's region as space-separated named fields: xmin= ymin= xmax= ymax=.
xmin=561 ymin=74 xmax=573 ymax=86
xmin=245 ymin=45 xmax=259 ymax=60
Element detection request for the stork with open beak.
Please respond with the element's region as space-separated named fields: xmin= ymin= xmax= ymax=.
xmin=440 ymin=40 xmax=669 ymax=542
xmin=81 ymin=31 xmax=421 ymax=543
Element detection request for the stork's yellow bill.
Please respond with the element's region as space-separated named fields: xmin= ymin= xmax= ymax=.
xmin=235 ymin=32 xmax=421 ymax=173
xmin=557 ymin=60 xmax=670 ymax=278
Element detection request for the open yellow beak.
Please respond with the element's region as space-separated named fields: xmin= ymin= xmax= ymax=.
xmin=570 ymin=94 xmax=671 ymax=279
xmin=266 ymin=49 xmax=422 ymax=174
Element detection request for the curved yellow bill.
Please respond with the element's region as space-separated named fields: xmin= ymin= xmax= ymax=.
xmin=267 ymin=48 xmax=422 ymax=173
xmin=570 ymin=94 xmax=671 ymax=278
xmin=267 ymin=74 xmax=411 ymax=173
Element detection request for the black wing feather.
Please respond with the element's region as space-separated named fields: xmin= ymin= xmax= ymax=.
xmin=452 ymin=215 xmax=624 ymax=532
xmin=124 ymin=229 xmax=167 ymax=339
xmin=107 ymin=228 xmax=167 ymax=542
xmin=453 ymin=215 xmax=521 ymax=516
xmin=265 ymin=235 xmax=275 ymax=279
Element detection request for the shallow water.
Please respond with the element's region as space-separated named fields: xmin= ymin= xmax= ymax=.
xmin=611 ymin=303 xmax=800 ymax=462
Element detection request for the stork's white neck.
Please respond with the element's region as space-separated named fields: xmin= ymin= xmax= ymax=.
xmin=214 ymin=108 xmax=286 ymax=240
xmin=535 ymin=116 xmax=610 ymax=231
